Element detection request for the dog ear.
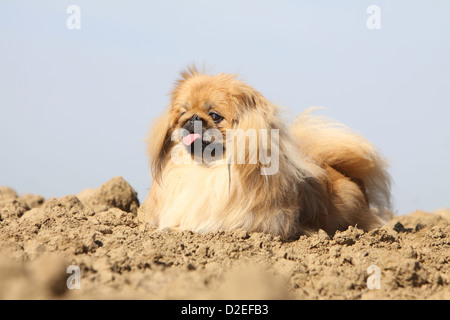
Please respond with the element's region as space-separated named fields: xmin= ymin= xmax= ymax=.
xmin=235 ymin=87 xmax=259 ymax=111
xmin=147 ymin=111 xmax=175 ymax=184
xmin=150 ymin=65 xmax=203 ymax=182
xmin=231 ymin=83 xmax=273 ymax=116
xmin=229 ymin=84 xmax=282 ymax=179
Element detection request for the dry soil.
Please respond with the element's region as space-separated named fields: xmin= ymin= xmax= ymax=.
xmin=0 ymin=178 xmax=449 ymax=300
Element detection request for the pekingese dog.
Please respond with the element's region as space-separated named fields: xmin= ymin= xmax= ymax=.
xmin=138 ymin=67 xmax=392 ymax=239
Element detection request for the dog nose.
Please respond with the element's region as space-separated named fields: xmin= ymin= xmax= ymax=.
xmin=183 ymin=114 xmax=203 ymax=134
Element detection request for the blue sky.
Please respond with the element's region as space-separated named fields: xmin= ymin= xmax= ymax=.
xmin=1 ymin=0 xmax=449 ymax=214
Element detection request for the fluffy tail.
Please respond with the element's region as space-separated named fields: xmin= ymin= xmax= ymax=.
xmin=290 ymin=108 xmax=392 ymax=219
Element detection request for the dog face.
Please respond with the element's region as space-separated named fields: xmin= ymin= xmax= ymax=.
xmin=169 ymin=71 xmax=238 ymax=158
xmin=148 ymin=67 xmax=275 ymax=181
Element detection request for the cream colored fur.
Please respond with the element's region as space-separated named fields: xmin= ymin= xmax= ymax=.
xmin=138 ymin=69 xmax=392 ymax=239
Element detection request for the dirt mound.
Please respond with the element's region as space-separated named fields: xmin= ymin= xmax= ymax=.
xmin=0 ymin=178 xmax=449 ymax=299
xmin=77 ymin=176 xmax=140 ymax=214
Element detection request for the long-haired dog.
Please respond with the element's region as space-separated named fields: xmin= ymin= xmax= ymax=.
xmin=138 ymin=67 xmax=392 ymax=239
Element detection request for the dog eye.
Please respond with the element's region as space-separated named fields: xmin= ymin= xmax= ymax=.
xmin=209 ymin=112 xmax=223 ymax=123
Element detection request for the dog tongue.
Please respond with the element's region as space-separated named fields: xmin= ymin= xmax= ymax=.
xmin=182 ymin=133 xmax=201 ymax=146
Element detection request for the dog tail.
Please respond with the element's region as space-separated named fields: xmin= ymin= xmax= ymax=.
xmin=290 ymin=108 xmax=392 ymax=219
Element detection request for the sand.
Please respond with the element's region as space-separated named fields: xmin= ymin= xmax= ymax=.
xmin=0 ymin=177 xmax=449 ymax=300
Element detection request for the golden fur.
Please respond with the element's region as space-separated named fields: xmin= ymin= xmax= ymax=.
xmin=138 ymin=67 xmax=392 ymax=239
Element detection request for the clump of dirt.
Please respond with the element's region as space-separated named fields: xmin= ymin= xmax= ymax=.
xmin=77 ymin=176 xmax=140 ymax=214
xmin=0 ymin=178 xmax=449 ymax=300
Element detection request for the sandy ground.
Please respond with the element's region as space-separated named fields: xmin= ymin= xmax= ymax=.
xmin=0 ymin=177 xmax=449 ymax=300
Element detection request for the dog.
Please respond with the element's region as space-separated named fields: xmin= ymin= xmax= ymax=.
xmin=138 ymin=66 xmax=392 ymax=239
